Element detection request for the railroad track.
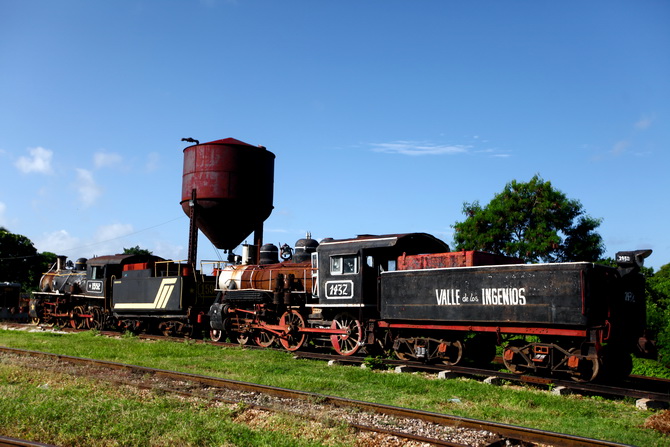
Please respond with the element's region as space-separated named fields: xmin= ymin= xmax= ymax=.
xmin=296 ymin=351 xmax=670 ymax=405
xmin=5 ymin=322 xmax=670 ymax=406
xmin=0 ymin=346 xmax=637 ymax=446
xmin=6 ymin=320 xmax=670 ymax=407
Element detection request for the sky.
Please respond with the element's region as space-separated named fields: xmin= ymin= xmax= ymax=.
xmin=1 ymin=0 xmax=669 ymax=273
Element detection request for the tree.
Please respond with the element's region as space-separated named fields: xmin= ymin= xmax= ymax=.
xmin=452 ymin=175 xmax=604 ymax=263
xmin=646 ymin=263 xmax=670 ymax=367
xmin=0 ymin=227 xmax=56 ymax=291
xmin=123 ymin=245 xmax=153 ymax=256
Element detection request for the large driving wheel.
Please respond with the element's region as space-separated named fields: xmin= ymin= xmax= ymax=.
xmin=330 ymin=314 xmax=363 ymax=356
xmin=70 ymin=306 xmax=87 ymax=329
xmin=279 ymin=310 xmax=306 ymax=351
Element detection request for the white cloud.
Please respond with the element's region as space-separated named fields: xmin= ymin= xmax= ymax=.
xmin=146 ymin=152 xmax=160 ymax=172
xmin=611 ymin=140 xmax=630 ymax=156
xmin=15 ymin=146 xmax=53 ymax=174
xmin=34 ymin=229 xmax=81 ymax=255
xmin=370 ymin=141 xmax=470 ymax=156
xmin=95 ymin=223 xmax=134 ymax=242
xmin=94 ymin=151 xmax=123 ymax=169
xmin=635 ymin=115 xmax=653 ymax=130
xmin=75 ymin=169 xmax=102 ymax=206
xmin=34 ymin=224 xmax=137 ymax=258
xmin=152 ymin=240 xmax=185 ymax=261
xmin=86 ymin=223 xmax=136 ymax=256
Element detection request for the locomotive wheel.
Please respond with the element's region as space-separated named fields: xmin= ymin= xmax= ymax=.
xmin=236 ymin=333 xmax=251 ymax=345
xmin=159 ymin=321 xmax=177 ymax=337
xmin=89 ymin=307 xmax=104 ymax=330
xmin=439 ymin=340 xmax=464 ymax=366
xmin=393 ymin=338 xmax=414 ymax=361
xmin=70 ymin=306 xmax=86 ymax=329
xmin=279 ymin=310 xmax=306 ymax=352
xmin=210 ymin=329 xmax=224 ymax=342
xmin=502 ymin=340 xmax=531 ymax=375
xmin=254 ymin=331 xmax=277 ymax=348
xmin=568 ymin=347 xmax=601 ymax=382
xmin=330 ymin=314 xmax=363 ymax=356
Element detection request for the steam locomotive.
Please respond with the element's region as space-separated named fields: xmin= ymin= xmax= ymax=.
xmin=27 ymin=137 xmax=653 ymax=382
xmin=29 ymin=254 xmax=216 ymax=336
xmin=209 ymin=233 xmax=651 ymax=382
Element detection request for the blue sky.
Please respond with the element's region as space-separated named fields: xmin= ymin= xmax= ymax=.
xmin=1 ymin=0 xmax=668 ymax=272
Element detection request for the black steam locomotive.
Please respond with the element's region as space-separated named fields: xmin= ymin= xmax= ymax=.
xmin=209 ymin=233 xmax=651 ymax=382
xmin=29 ymin=254 xmax=216 ymax=336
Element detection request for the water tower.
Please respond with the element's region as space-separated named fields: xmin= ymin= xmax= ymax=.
xmin=181 ymin=138 xmax=275 ymax=264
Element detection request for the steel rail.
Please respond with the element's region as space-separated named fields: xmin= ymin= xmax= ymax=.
xmin=294 ymin=350 xmax=670 ymax=404
xmin=0 ymin=345 xmax=634 ymax=447
xmin=0 ymin=435 xmax=57 ymax=447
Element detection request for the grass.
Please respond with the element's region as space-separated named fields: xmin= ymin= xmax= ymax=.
xmin=1 ymin=328 xmax=669 ymax=446
xmin=0 ymin=361 xmax=354 ymax=447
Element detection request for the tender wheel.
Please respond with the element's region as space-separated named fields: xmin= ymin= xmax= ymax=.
xmin=568 ymin=347 xmax=601 ymax=382
xmin=503 ymin=340 xmax=531 ymax=375
xmin=279 ymin=310 xmax=306 ymax=351
xmin=438 ymin=340 xmax=464 ymax=366
xmin=210 ymin=329 xmax=224 ymax=342
xmin=254 ymin=331 xmax=276 ymax=348
xmin=330 ymin=314 xmax=363 ymax=356
xmin=392 ymin=336 xmax=414 ymax=361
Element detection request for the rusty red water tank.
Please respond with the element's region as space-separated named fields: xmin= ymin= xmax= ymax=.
xmin=181 ymin=138 xmax=275 ymax=250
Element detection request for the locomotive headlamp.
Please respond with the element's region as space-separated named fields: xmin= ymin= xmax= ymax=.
xmin=615 ymin=249 xmax=653 ymax=268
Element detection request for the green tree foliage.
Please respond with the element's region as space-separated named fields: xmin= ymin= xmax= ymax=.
xmin=0 ymin=227 xmax=56 ymax=291
xmin=123 ymin=245 xmax=153 ymax=256
xmin=453 ymin=175 xmax=604 ymax=263
xmin=646 ymin=263 xmax=670 ymax=367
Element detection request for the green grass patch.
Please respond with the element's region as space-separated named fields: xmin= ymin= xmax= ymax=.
xmin=1 ymin=329 xmax=669 ymax=446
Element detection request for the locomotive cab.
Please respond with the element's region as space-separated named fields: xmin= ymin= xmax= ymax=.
xmin=309 ymin=233 xmax=450 ymax=320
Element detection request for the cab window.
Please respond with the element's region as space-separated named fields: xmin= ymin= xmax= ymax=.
xmin=330 ymin=255 xmax=358 ymax=275
xmin=90 ymin=266 xmax=104 ymax=280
